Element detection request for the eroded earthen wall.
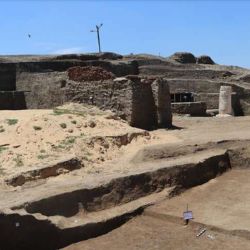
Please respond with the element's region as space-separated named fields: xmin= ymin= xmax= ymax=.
xmin=171 ymin=102 xmax=207 ymax=116
xmin=0 ymin=91 xmax=26 ymax=110
xmin=130 ymin=78 xmax=158 ymax=130
xmin=0 ymin=64 xmax=16 ymax=91
xmin=65 ymin=77 xmax=164 ymax=130
xmin=0 ymin=61 xmax=171 ymax=129
xmin=12 ymin=60 xmax=138 ymax=109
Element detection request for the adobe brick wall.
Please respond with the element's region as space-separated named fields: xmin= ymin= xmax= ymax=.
xmin=129 ymin=77 xmax=158 ymax=130
xmin=64 ymin=76 xmax=159 ymax=130
xmin=0 ymin=63 xmax=16 ymax=91
xmin=171 ymin=102 xmax=207 ymax=116
xmin=0 ymin=91 xmax=26 ymax=110
xmin=64 ymin=76 xmax=171 ymax=130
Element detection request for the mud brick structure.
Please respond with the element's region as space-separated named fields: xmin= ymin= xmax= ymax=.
xmin=2 ymin=51 xmax=250 ymax=125
xmin=153 ymin=78 xmax=172 ymax=127
xmin=171 ymin=102 xmax=207 ymax=116
xmin=65 ymin=75 xmax=171 ymax=130
xmin=127 ymin=76 xmax=158 ymax=130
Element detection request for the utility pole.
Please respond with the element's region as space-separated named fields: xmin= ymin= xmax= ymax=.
xmin=90 ymin=23 xmax=103 ymax=53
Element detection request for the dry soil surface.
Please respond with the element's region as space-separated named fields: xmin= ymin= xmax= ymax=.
xmin=64 ymin=214 xmax=250 ymax=250
xmin=148 ymin=169 xmax=250 ymax=232
xmin=3 ymin=110 xmax=250 ymax=249
xmin=61 ymin=115 xmax=250 ymax=250
xmin=65 ymin=169 xmax=250 ymax=250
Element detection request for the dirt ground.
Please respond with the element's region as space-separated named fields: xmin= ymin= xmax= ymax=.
xmin=148 ymin=169 xmax=250 ymax=232
xmin=169 ymin=115 xmax=250 ymax=143
xmin=60 ymin=114 xmax=250 ymax=250
xmin=3 ymin=107 xmax=250 ymax=249
xmin=65 ymin=169 xmax=250 ymax=250
xmin=64 ymin=214 xmax=250 ymax=250
xmin=2 ymin=106 xmax=250 ymax=180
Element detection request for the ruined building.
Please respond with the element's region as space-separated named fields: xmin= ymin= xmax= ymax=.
xmin=1 ymin=51 xmax=250 ymax=128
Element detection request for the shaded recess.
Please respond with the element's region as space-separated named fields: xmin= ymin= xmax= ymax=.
xmin=0 ymin=91 xmax=27 ymax=110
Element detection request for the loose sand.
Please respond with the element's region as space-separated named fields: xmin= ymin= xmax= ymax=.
xmin=0 ymin=103 xmax=178 ymax=182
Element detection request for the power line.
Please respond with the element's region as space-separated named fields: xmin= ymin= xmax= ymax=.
xmin=90 ymin=23 xmax=103 ymax=53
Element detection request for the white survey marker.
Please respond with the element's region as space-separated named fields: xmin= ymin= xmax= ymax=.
xmin=183 ymin=211 xmax=193 ymax=220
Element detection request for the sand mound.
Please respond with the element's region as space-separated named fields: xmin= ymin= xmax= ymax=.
xmin=0 ymin=103 xmax=153 ymax=179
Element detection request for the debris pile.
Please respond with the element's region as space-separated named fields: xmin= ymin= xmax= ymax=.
xmin=68 ymin=66 xmax=114 ymax=82
xmin=196 ymin=55 xmax=215 ymax=65
xmin=169 ymin=52 xmax=197 ymax=64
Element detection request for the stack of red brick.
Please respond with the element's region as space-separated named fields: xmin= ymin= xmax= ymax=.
xmin=68 ymin=66 xmax=114 ymax=82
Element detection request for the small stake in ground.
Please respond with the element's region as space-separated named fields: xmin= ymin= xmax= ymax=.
xmin=183 ymin=204 xmax=193 ymax=225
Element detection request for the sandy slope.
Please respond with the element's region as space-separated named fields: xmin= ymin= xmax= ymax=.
xmin=0 ymin=103 xmax=178 ymax=180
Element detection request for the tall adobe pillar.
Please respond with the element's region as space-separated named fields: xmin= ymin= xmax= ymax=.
xmin=218 ymin=86 xmax=232 ymax=116
xmin=156 ymin=78 xmax=172 ymax=128
xmin=127 ymin=75 xmax=158 ymax=130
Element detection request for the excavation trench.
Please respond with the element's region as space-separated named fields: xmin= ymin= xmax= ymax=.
xmin=15 ymin=152 xmax=231 ymax=217
xmin=0 ymin=207 xmax=144 ymax=250
xmin=4 ymin=143 xmax=250 ymax=250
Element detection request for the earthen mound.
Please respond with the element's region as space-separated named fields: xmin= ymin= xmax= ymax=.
xmin=68 ymin=66 xmax=114 ymax=82
xmin=98 ymin=52 xmax=123 ymax=60
xmin=55 ymin=54 xmax=99 ymax=61
xmin=169 ymin=52 xmax=196 ymax=64
xmin=55 ymin=52 xmax=122 ymax=61
xmin=238 ymin=74 xmax=250 ymax=83
xmin=197 ymin=55 xmax=215 ymax=65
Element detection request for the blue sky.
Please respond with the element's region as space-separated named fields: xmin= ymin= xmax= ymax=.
xmin=1 ymin=0 xmax=250 ymax=67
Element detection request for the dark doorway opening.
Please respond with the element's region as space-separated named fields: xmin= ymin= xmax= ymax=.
xmin=171 ymin=92 xmax=194 ymax=103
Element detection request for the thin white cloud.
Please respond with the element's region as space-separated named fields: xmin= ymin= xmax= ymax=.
xmin=51 ymin=47 xmax=84 ymax=54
